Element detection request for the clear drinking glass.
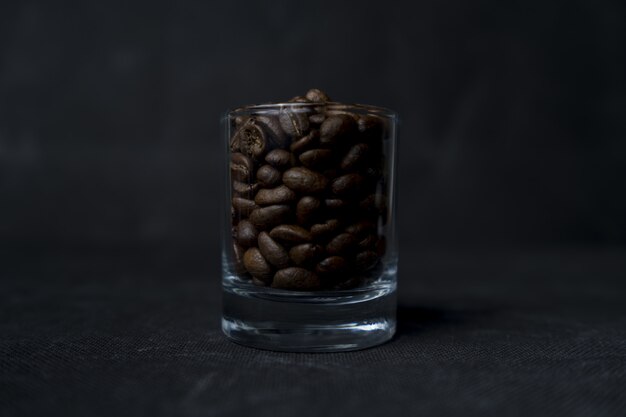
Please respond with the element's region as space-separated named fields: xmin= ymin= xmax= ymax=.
xmin=221 ymin=101 xmax=398 ymax=352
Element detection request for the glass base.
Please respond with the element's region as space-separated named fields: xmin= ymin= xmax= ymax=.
xmin=222 ymin=279 xmax=397 ymax=352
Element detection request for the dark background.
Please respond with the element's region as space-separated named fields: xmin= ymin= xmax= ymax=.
xmin=1 ymin=1 xmax=625 ymax=416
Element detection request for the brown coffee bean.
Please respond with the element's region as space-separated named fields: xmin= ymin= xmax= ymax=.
xmin=269 ymin=224 xmax=312 ymax=244
xmin=230 ymin=152 xmax=255 ymax=181
xmin=331 ymin=173 xmax=366 ymax=196
xmin=305 ymin=88 xmax=331 ymax=102
xmin=255 ymin=185 xmax=297 ymax=206
xmin=249 ymin=205 xmax=291 ymax=229
xmin=256 ymin=164 xmax=282 ymax=187
xmin=359 ymin=194 xmax=387 ymax=218
xmin=299 ymin=149 xmax=334 ymax=170
xmin=236 ymin=220 xmax=258 ymax=248
xmin=233 ymin=243 xmax=247 ymax=274
xmin=289 ymin=243 xmax=323 ymax=266
xmin=345 ymin=221 xmax=376 ymax=238
xmin=265 ymin=149 xmax=293 ymax=169
xmin=256 ymin=115 xmax=288 ymax=147
xmin=242 ymin=247 xmax=273 ymax=283
xmin=290 ymin=129 xmax=319 ymax=154
xmin=279 ymin=109 xmax=310 ymax=137
xmin=340 ymin=143 xmax=369 ymax=171
xmin=320 ymin=114 xmax=357 ymax=145
xmin=272 ymin=267 xmax=320 ymax=290
xmin=310 ymin=219 xmax=341 ymax=241
xmin=257 ymin=231 xmax=290 ymax=268
xmin=326 ymin=232 xmax=358 ymax=255
xmin=358 ymin=114 xmax=385 ymax=142
xmin=283 ymin=167 xmax=328 ymax=193
xmin=239 ymin=120 xmax=268 ymax=160
xmin=232 ymin=197 xmax=257 ymax=218
xmin=315 ymin=256 xmax=347 ymax=275
xmin=325 ymin=198 xmax=348 ymax=210
xmin=252 ymin=277 xmax=267 ymax=286
xmin=232 ymin=180 xmax=259 ymax=198
xmin=309 ymin=113 xmax=325 ymax=125
xmin=358 ymin=234 xmax=378 ymax=250
xmin=355 ymin=250 xmax=379 ymax=271
xmin=296 ymin=196 xmax=321 ymax=224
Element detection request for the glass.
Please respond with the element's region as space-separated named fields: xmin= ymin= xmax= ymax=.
xmin=221 ymin=101 xmax=398 ymax=352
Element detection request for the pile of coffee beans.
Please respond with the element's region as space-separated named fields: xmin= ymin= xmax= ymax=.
xmin=229 ymin=89 xmax=389 ymax=291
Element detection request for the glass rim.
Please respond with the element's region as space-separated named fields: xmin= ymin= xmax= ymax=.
xmin=226 ymin=101 xmax=398 ymax=119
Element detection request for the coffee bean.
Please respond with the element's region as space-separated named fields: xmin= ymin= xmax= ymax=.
xmin=309 ymin=113 xmax=326 ymax=125
xmin=340 ymin=143 xmax=369 ymax=171
xmin=255 ymin=185 xmax=297 ymax=206
xmin=345 ymin=221 xmax=377 ymax=238
xmin=249 ymin=205 xmax=291 ymax=229
xmin=272 ymin=267 xmax=320 ymax=290
xmin=324 ymin=198 xmax=348 ymax=210
xmin=296 ymin=196 xmax=321 ymax=224
xmin=256 ymin=115 xmax=288 ymax=147
xmin=331 ymin=173 xmax=366 ymax=196
xmin=305 ymin=88 xmax=331 ymax=102
xmin=299 ymin=148 xmax=334 ymax=170
xmin=256 ymin=164 xmax=281 ymax=187
xmin=290 ymin=129 xmax=319 ymax=154
xmin=279 ymin=109 xmax=310 ymax=138
xmin=288 ymin=95 xmax=311 ymax=103
xmin=269 ymin=224 xmax=312 ymax=244
xmin=239 ymin=119 xmax=268 ymax=160
xmin=358 ymin=233 xmax=378 ymax=250
xmin=230 ymin=152 xmax=255 ymax=181
xmin=326 ymin=232 xmax=358 ymax=255
xmin=232 ymin=197 xmax=257 ymax=218
xmin=232 ymin=180 xmax=259 ymax=198
xmin=236 ymin=220 xmax=258 ymax=248
xmin=315 ymin=256 xmax=347 ymax=275
xmin=252 ymin=277 xmax=267 ymax=286
xmin=320 ymin=115 xmax=357 ymax=145
xmin=243 ymin=247 xmax=273 ymax=283
xmin=265 ymin=149 xmax=293 ymax=169
xmin=355 ymin=250 xmax=379 ymax=271
xmin=289 ymin=243 xmax=323 ymax=266
xmin=359 ymin=194 xmax=387 ymax=217
xmin=310 ymin=219 xmax=341 ymax=241
xmin=358 ymin=114 xmax=385 ymax=141
xmin=283 ymin=167 xmax=328 ymax=193
xmin=232 ymin=243 xmax=247 ymax=274
xmin=257 ymin=231 xmax=290 ymax=268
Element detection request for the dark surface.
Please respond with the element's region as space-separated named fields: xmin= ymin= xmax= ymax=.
xmin=2 ymin=245 xmax=626 ymax=416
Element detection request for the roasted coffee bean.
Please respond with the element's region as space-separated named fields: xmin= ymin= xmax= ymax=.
xmin=232 ymin=197 xmax=257 ymax=218
xmin=272 ymin=267 xmax=320 ymax=290
xmin=252 ymin=277 xmax=267 ymax=286
xmin=255 ymin=185 xmax=297 ymax=206
xmin=358 ymin=114 xmax=385 ymax=141
xmin=358 ymin=234 xmax=378 ymax=250
xmin=256 ymin=164 xmax=281 ymax=187
xmin=325 ymin=198 xmax=348 ymax=210
xmin=331 ymin=173 xmax=366 ymax=196
xmin=296 ymin=196 xmax=322 ymax=224
xmin=232 ymin=243 xmax=247 ymax=274
xmin=269 ymin=224 xmax=312 ymax=244
xmin=290 ymin=129 xmax=319 ymax=154
xmin=283 ymin=167 xmax=328 ymax=193
xmin=230 ymin=152 xmax=255 ymax=181
xmin=345 ymin=221 xmax=377 ymax=238
xmin=256 ymin=115 xmax=288 ymax=147
xmin=236 ymin=220 xmax=258 ymax=248
xmin=309 ymin=113 xmax=326 ymax=125
xmin=326 ymin=232 xmax=358 ymax=255
xmin=320 ymin=114 xmax=357 ymax=145
xmin=299 ymin=149 xmax=334 ymax=170
xmin=305 ymin=88 xmax=331 ymax=102
xmin=232 ymin=180 xmax=259 ymax=198
xmin=239 ymin=119 xmax=268 ymax=160
xmin=310 ymin=219 xmax=341 ymax=241
xmin=230 ymin=130 xmax=241 ymax=152
xmin=265 ymin=149 xmax=292 ymax=169
xmin=249 ymin=205 xmax=291 ymax=229
xmin=340 ymin=143 xmax=369 ymax=171
xmin=279 ymin=109 xmax=310 ymax=138
xmin=257 ymin=231 xmax=290 ymax=268
xmin=289 ymin=243 xmax=323 ymax=266
xmin=359 ymin=194 xmax=387 ymax=216
xmin=355 ymin=250 xmax=379 ymax=271
xmin=315 ymin=256 xmax=347 ymax=275
xmin=242 ymin=247 xmax=273 ymax=283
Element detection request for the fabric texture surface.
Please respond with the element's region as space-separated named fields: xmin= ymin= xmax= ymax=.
xmin=1 ymin=246 xmax=625 ymax=417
